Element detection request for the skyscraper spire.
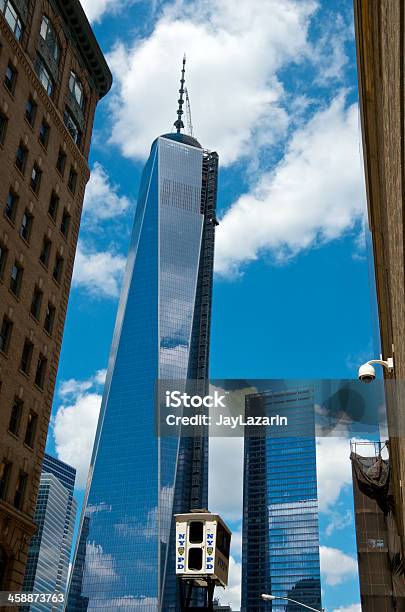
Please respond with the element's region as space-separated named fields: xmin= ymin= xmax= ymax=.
xmin=174 ymin=54 xmax=186 ymax=133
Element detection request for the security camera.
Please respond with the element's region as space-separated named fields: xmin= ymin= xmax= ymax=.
xmin=358 ymin=357 xmax=394 ymax=383
xmin=358 ymin=362 xmax=376 ymax=383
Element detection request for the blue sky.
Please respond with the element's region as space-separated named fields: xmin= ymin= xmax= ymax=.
xmin=44 ymin=1 xmax=380 ymax=610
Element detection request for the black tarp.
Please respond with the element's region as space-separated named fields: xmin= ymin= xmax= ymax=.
xmin=351 ymin=452 xmax=405 ymax=612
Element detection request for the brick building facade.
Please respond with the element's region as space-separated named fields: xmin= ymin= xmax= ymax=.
xmin=353 ymin=2 xmax=405 ymax=607
xmin=354 ymin=0 xmax=405 ymax=548
xmin=0 ymin=0 xmax=111 ymax=591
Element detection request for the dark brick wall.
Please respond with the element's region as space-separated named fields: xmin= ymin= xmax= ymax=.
xmin=0 ymin=0 xmax=106 ymax=591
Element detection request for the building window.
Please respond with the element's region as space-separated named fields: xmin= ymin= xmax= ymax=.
xmin=52 ymin=254 xmax=64 ymax=283
xmin=39 ymin=236 xmax=51 ymax=267
xmin=14 ymin=471 xmax=27 ymax=510
xmin=8 ymin=398 xmax=23 ymax=435
xmin=0 ymin=242 xmax=8 ymax=279
xmin=69 ymin=71 xmax=85 ymax=109
xmin=0 ymin=111 xmax=8 ymax=145
xmin=25 ymin=96 xmax=37 ymax=126
xmin=39 ymin=119 xmax=50 ymax=148
xmin=60 ymin=209 xmax=71 ymax=238
xmin=15 ymin=142 xmax=28 ymax=174
xmin=4 ymin=62 xmax=17 ymax=93
xmin=20 ymin=339 xmax=33 ymax=374
xmin=30 ymin=163 xmax=42 ymax=194
xmin=0 ymin=0 xmax=23 ymax=40
xmin=56 ymin=148 xmax=66 ymax=176
xmin=35 ymin=55 xmax=54 ymax=97
xmin=40 ymin=15 xmax=60 ymax=63
xmin=68 ymin=167 xmax=77 ymax=193
xmin=64 ymin=109 xmax=82 ymax=147
xmin=0 ymin=460 xmax=12 ymax=500
xmin=20 ymin=210 xmax=33 ymax=242
xmin=48 ymin=191 xmax=59 ymax=220
xmin=24 ymin=411 xmax=38 ymax=448
xmin=4 ymin=190 xmax=18 ymax=222
xmin=0 ymin=316 xmax=13 ymax=353
xmin=34 ymin=354 xmax=47 ymax=389
xmin=44 ymin=303 xmax=55 ymax=334
xmin=30 ymin=286 xmax=43 ymax=319
xmin=9 ymin=261 xmax=23 ymax=296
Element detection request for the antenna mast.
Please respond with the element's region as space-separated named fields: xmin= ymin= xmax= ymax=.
xmin=174 ymin=54 xmax=186 ymax=133
xmin=184 ymin=88 xmax=194 ymax=137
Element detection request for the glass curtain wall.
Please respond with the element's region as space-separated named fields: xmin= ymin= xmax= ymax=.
xmin=242 ymin=387 xmax=322 ymax=612
xmin=67 ymin=134 xmax=217 ymax=611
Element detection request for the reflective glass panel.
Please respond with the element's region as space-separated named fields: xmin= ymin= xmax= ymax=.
xmin=242 ymin=386 xmax=322 ymax=612
xmin=68 ymin=135 xmax=216 ymax=611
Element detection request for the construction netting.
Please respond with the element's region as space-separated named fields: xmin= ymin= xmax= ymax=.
xmin=351 ymin=450 xmax=405 ymax=611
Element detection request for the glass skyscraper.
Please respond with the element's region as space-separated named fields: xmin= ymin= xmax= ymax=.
xmin=242 ymin=387 xmax=322 ymax=612
xmin=42 ymin=454 xmax=77 ymax=599
xmin=23 ymin=454 xmax=77 ymax=611
xmin=67 ymin=67 xmax=218 ymax=611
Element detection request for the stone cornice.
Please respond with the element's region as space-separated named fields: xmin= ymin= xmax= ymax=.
xmin=54 ymin=0 xmax=112 ymax=99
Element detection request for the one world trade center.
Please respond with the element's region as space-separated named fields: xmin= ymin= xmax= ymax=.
xmin=67 ymin=58 xmax=219 ymax=611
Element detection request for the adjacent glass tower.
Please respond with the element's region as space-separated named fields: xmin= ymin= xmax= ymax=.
xmin=242 ymin=387 xmax=322 ymax=612
xmin=41 ymin=454 xmax=77 ymax=600
xmin=22 ymin=454 xmax=77 ymax=611
xmin=67 ymin=62 xmax=218 ymax=611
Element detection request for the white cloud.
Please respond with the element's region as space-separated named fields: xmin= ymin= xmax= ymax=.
xmin=332 ymin=605 xmax=361 ymax=612
xmin=113 ymin=486 xmax=174 ymax=545
xmin=316 ymin=437 xmax=352 ymax=513
xmin=59 ymin=377 xmax=93 ymax=398
xmin=215 ymin=96 xmax=365 ymax=275
xmin=53 ymin=372 xmax=107 ymax=488
xmin=53 ymin=392 xmax=102 ymax=488
xmin=80 ymin=0 xmax=135 ymax=23
xmin=94 ymin=369 xmax=107 ymax=385
xmin=208 ymin=387 xmax=260 ymax=522
xmin=325 ymin=509 xmax=353 ymax=536
xmin=230 ymin=528 xmax=242 ymax=561
xmin=107 ymin=0 xmax=317 ymax=165
xmin=84 ymin=163 xmax=131 ymax=223
xmin=143 ymin=486 xmax=174 ymax=543
xmin=87 ymin=501 xmax=112 ymax=515
xmin=59 ymin=369 xmax=106 ymax=399
xmin=320 ymin=546 xmax=358 ymax=586
xmin=216 ymin=556 xmax=241 ymax=611
xmin=209 ymin=437 xmax=244 ymax=522
xmin=90 ymin=597 xmax=158 ymax=610
xmin=73 ymin=243 xmax=126 ymax=298
xmin=85 ymin=542 xmax=118 ymax=579
xmin=208 ymin=406 xmax=244 ymax=611
xmin=312 ymin=13 xmax=352 ymax=85
xmin=84 ymin=544 xmax=157 ymax=608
